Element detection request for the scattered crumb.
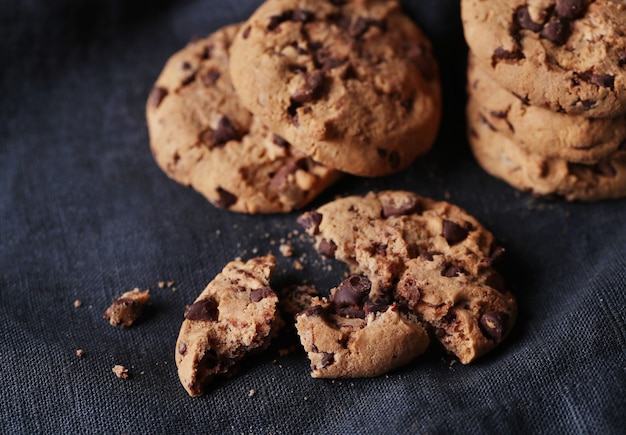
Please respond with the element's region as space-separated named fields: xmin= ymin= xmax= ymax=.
xmin=449 ymin=360 xmax=457 ymax=368
xmin=112 ymin=365 xmax=129 ymax=379
xmin=248 ymin=389 xmax=256 ymax=397
xmin=303 ymin=396 xmax=308 ymax=401
xmin=103 ymin=288 xmax=150 ymax=327
xmin=73 ymin=299 xmax=82 ymax=308
xmin=293 ymin=260 xmax=304 ymax=270
xmin=279 ymin=243 xmax=293 ymax=257
xmin=76 ymin=349 xmax=84 ymax=358
xmin=158 ymin=281 xmax=165 ymax=288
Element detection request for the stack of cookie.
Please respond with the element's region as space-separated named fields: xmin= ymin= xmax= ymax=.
xmin=146 ymin=0 xmax=442 ymax=214
xmin=461 ymin=0 xmax=626 ymax=201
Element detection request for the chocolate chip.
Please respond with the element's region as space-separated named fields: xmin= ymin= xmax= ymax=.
xmin=382 ymin=197 xmax=421 ymax=218
xmin=270 ymin=159 xmax=304 ymax=193
xmin=491 ymin=47 xmax=525 ymax=67
xmin=292 ymin=9 xmax=314 ymax=23
xmin=515 ymin=6 xmax=544 ymax=32
xmin=200 ymin=45 xmax=212 ymax=59
xmin=250 ymin=286 xmax=275 ymax=302
xmin=590 ymin=74 xmax=615 ymax=90
xmin=320 ymin=352 xmax=335 ymax=368
xmin=201 ymin=70 xmax=220 ymax=86
xmin=291 ymin=70 xmax=325 ymax=103
xmin=441 ymin=263 xmax=465 ymax=277
xmin=399 ymin=277 xmax=421 ymax=302
xmin=540 ymin=15 xmax=571 ymax=45
xmin=215 ymin=187 xmax=237 ymax=209
xmin=364 ymin=242 xmax=387 ymax=256
xmin=420 ymin=251 xmax=440 ymax=261
xmin=442 ymin=220 xmax=470 ymax=245
xmin=148 ymin=86 xmax=168 ymax=108
xmin=178 ymin=342 xmax=187 ymax=355
xmin=242 ymin=26 xmax=251 ymax=39
xmin=364 ymin=302 xmax=390 ymax=316
xmin=296 ymin=211 xmax=323 ymax=234
xmin=268 ymin=11 xmax=291 ymax=31
xmin=479 ymin=311 xmax=509 ymax=341
xmin=300 ymin=305 xmax=325 ymax=317
xmin=490 ymin=110 xmax=508 ymax=119
xmin=181 ymin=61 xmax=192 ymax=70
xmin=318 ymin=238 xmax=337 ymax=258
xmin=581 ymin=99 xmax=596 ymax=110
xmin=555 ymin=0 xmax=585 ymax=19
xmin=619 ymin=51 xmax=626 ymax=68
xmin=212 ymin=116 xmax=240 ymax=146
xmin=272 ymin=134 xmax=290 ymax=149
xmin=333 ymin=275 xmax=371 ymax=308
xmin=181 ymin=73 xmax=196 ymax=87
xmin=184 ymin=297 xmax=219 ymax=321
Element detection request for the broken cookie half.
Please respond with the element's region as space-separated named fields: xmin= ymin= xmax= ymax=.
xmin=295 ymin=275 xmax=429 ymax=378
xmin=175 ymin=254 xmax=282 ymax=396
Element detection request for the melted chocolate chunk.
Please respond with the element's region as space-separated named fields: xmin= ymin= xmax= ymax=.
xmin=242 ymin=26 xmax=251 ymax=39
xmin=590 ymin=74 xmax=615 ymax=90
xmin=296 ymin=211 xmax=323 ymax=234
xmin=320 ymin=352 xmax=335 ymax=368
xmin=420 ymin=251 xmax=440 ymax=261
xmin=491 ymin=47 xmax=524 ymax=67
xmin=215 ymin=187 xmax=237 ymax=209
xmin=291 ymin=70 xmax=325 ymax=103
xmin=555 ymin=0 xmax=585 ymax=19
xmin=442 ymin=220 xmax=470 ymax=245
xmin=318 ymin=238 xmax=337 ymax=258
xmin=540 ymin=15 xmax=571 ymax=45
xmin=382 ymin=197 xmax=421 ymax=218
xmin=515 ymin=6 xmax=544 ymax=32
xmin=148 ymin=86 xmax=168 ymax=108
xmin=273 ymin=134 xmax=291 ymax=148
xmin=441 ymin=263 xmax=465 ymax=278
xmin=479 ymin=311 xmax=509 ymax=341
xmin=184 ymin=297 xmax=219 ymax=321
xmin=201 ymin=70 xmax=220 ymax=86
xmin=212 ymin=116 xmax=240 ymax=146
xmin=250 ymin=286 xmax=275 ymax=302
xmin=333 ymin=276 xmax=371 ymax=308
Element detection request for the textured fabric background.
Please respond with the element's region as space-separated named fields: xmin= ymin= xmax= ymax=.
xmin=1 ymin=1 xmax=625 ymax=433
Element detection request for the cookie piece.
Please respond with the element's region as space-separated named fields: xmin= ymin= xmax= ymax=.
xmin=175 ymin=255 xmax=281 ymax=396
xmin=229 ymin=0 xmax=441 ymax=176
xmin=103 ymin=288 xmax=150 ymax=327
xmin=462 ymin=0 xmax=626 ymax=117
xmin=146 ymin=24 xmax=341 ymax=214
xmin=468 ymin=97 xmax=626 ymax=201
xmin=395 ymin=254 xmax=516 ymax=364
xmin=467 ymin=53 xmax=626 ymax=163
xmin=297 ymin=191 xmax=515 ymax=363
xmin=295 ymin=275 xmax=429 ymax=378
xmin=297 ymin=191 xmax=502 ymax=302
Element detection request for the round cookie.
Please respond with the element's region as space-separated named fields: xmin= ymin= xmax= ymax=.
xmin=297 ymin=191 xmax=517 ymax=363
xmin=229 ymin=0 xmax=441 ymax=176
xmin=146 ymin=24 xmax=341 ymax=214
xmin=467 ymin=53 xmax=626 ymax=163
xmin=175 ymin=255 xmax=282 ymax=396
xmin=461 ymin=0 xmax=626 ymax=118
xmin=295 ymin=275 xmax=429 ymax=378
xmin=467 ymin=99 xmax=626 ymax=201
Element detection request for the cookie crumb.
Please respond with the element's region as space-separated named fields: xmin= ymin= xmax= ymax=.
xmin=76 ymin=349 xmax=84 ymax=358
xmin=103 ymin=288 xmax=150 ymax=327
xmin=158 ymin=281 xmax=165 ymax=288
xmin=293 ymin=259 xmax=304 ymax=270
xmin=248 ymin=389 xmax=256 ymax=397
xmin=112 ymin=365 xmax=129 ymax=379
xmin=279 ymin=243 xmax=293 ymax=257
xmin=73 ymin=299 xmax=82 ymax=308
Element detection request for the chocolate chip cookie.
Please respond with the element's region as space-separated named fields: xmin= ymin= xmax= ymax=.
xmin=175 ymin=255 xmax=282 ymax=396
xmin=229 ymin=0 xmax=441 ymax=176
xmin=295 ymin=275 xmax=429 ymax=378
xmin=146 ymin=24 xmax=341 ymax=214
xmin=467 ymin=53 xmax=626 ymax=163
xmin=462 ymin=0 xmax=626 ymax=118
xmin=468 ymin=100 xmax=626 ymax=201
xmin=297 ymin=191 xmax=517 ymax=363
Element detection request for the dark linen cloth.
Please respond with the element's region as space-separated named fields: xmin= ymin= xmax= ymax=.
xmin=1 ymin=1 xmax=624 ymax=433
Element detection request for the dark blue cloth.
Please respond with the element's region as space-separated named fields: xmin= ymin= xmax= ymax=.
xmin=1 ymin=1 xmax=624 ymax=433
